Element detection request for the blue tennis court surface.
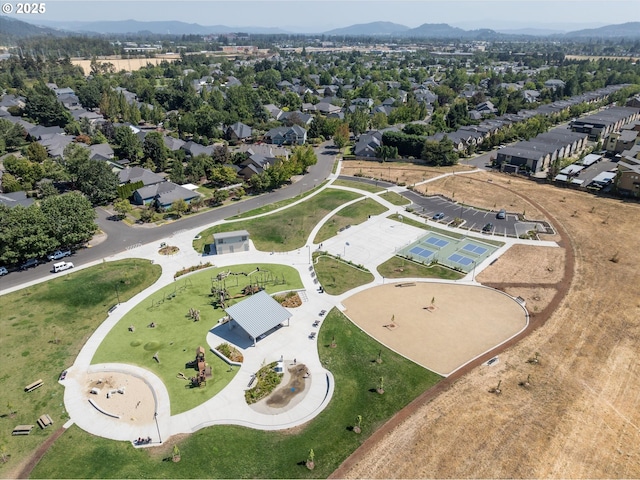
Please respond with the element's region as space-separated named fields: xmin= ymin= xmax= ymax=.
xmin=409 ymin=246 xmax=435 ymax=259
xmin=448 ymin=253 xmax=474 ymax=266
xmin=462 ymin=244 xmax=488 ymax=255
xmin=424 ymin=237 xmax=449 ymax=248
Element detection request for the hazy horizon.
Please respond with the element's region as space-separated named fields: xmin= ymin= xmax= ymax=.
xmin=5 ymin=0 xmax=640 ymax=33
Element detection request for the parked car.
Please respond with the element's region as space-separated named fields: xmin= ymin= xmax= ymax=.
xmin=496 ymin=209 xmax=506 ymax=219
xmin=482 ymin=222 xmax=494 ymax=233
xmin=0 ymin=266 xmax=8 ymax=276
xmin=52 ymin=261 xmax=74 ymax=273
xmin=48 ymin=249 xmax=72 ymax=261
xmin=433 ymin=212 xmax=445 ymax=220
xmin=20 ymin=258 xmax=39 ymax=270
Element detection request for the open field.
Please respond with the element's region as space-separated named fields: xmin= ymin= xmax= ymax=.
xmin=30 ymin=309 xmax=441 ymax=479
xmin=476 ymin=244 xmax=565 ymax=284
xmin=379 ymin=191 xmax=411 ymax=206
xmin=71 ymin=55 xmax=180 ymax=74
xmin=0 ymin=260 xmax=161 ymax=479
xmin=331 ymin=179 xmax=385 ymax=193
xmin=340 ymin=160 xmax=473 ymax=185
xmin=335 ymin=172 xmax=640 ymax=479
xmin=92 ymin=264 xmax=303 ymax=415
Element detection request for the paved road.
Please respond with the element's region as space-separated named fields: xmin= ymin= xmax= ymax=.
xmin=0 ymin=143 xmax=337 ymax=292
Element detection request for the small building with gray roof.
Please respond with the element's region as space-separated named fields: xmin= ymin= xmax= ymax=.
xmin=211 ymin=230 xmax=250 ymax=255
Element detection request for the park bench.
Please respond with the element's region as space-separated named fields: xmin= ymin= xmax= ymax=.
xmin=12 ymin=425 xmax=34 ymax=435
xmin=37 ymin=414 xmax=53 ymax=429
xmin=24 ymin=379 xmax=43 ymax=392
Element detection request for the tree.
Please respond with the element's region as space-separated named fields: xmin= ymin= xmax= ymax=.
xmin=0 ymin=172 xmax=22 ymax=193
xmin=333 ymin=123 xmax=350 ymax=150
xmin=38 ymin=180 xmax=58 ymax=198
xmin=208 ymin=165 xmax=238 ymax=186
xmin=26 ymin=142 xmax=48 ymax=163
xmin=77 ymin=81 xmax=102 ymax=110
xmin=76 ymin=161 xmax=119 ymax=205
xmin=143 ymin=131 xmax=168 ymax=172
xmin=114 ymin=125 xmax=142 ymax=162
xmin=113 ymin=198 xmax=132 ymax=220
xmin=347 ymin=108 xmax=369 ymax=137
xmin=40 ymin=192 xmax=97 ymax=247
xmin=139 ymin=205 xmax=156 ymax=223
xmin=290 ymin=145 xmax=317 ymax=174
xmin=422 ymin=137 xmax=458 ymax=166
xmin=0 ymin=204 xmax=57 ymax=264
xmin=169 ymin=159 xmax=186 ymax=184
xmin=171 ymin=198 xmax=188 ymax=218
xmin=375 ymin=145 xmax=398 ymax=161
xmin=24 ymin=85 xmax=71 ymax=127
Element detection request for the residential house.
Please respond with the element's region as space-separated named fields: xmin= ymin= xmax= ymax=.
xmin=38 ymin=134 xmax=75 ymax=158
xmin=353 ymin=131 xmax=382 ymax=157
xmin=181 ymin=141 xmax=216 ymax=158
xmin=118 ymin=166 xmax=165 ymax=187
xmin=605 ymin=129 xmax=640 ymax=154
xmin=163 ymin=136 xmax=186 ymax=152
xmin=265 ymin=125 xmax=307 ymax=146
xmin=133 ymin=181 xmax=201 ymax=209
xmin=88 ymin=143 xmax=115 ymax=162
xmin=226 ymin=122 xmax=253 ymax=142
xmin=238 ymin=153 xmax=278 ymax=180
xmin=280 ymin=111 xmax=313 ymax=126
xmin=0 ymin=191 xmax=35 ymax=208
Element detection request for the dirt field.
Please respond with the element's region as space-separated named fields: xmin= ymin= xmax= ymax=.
xmin=71 ymin=55 xmax=179 ymax=74
xmin=342 ymin=283 xmax=527 ymax=375
xmin=414 ymin=170 xmax=548 ymax=221
xmin=340 ymin=160 xmax=473 ymax=186
xmin=334 ymin=171 xmax=640 ymax=478
xmin=476 ymin=244 xmax=565 ymax=284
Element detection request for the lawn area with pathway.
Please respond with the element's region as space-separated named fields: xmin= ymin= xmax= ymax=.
xmin=377 ymin=256 xmax=464 ymax=281
xmin=331 ymin=179 xmax=385 ymax=193
xmin=92 ymin=264 xmax=303 ymax=415
xmin=314 ymin=198 xmax=388 ymax=244
xmin=194 ymin=189 xmax=362 ymax=253
xmin=0 ymin=259 xmax=161 ymax=479
xmin=379 ymin=191 xmax=411 ymax=206
xmin=313 ymin=253 xmax=374 ymax=295
xmin=31 ymin=309 xmax=441 ymax=479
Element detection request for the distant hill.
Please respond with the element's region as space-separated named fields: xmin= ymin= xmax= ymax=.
xmin=324 ymin=21 xmax=410 ymax=36
xmin=566 ymin=22 xmax=640 ymax=38
xmin=31 ymin=19 xmax=290 ymax=35
xmin=496 ymin=28 xmax=566 ymax=36
xmin=402 ymin=23 xmax=500 ymax=39
xmin=0 ymin=15 xmax=66 ymax=42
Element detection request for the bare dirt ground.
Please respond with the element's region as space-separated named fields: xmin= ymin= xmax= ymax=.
xmin=334 ymin=171 xmax=640 ymax=479
xmin=414 ymin=170 xmax=548 ymax=221
xmin=84 ymin=372 xmax=156 ymax=425
xmin=342 ymin=283 xmax=526 ymax=376
xmin=476 ymin=244 xmax=565 ymax=284
xmin=71 ymin=55 xmax=179 ymax=74
xmin=340 ymin=160 xmax=473 ymax=186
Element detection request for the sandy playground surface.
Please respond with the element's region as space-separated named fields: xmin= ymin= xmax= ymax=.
xmin=342 ymin=282 xmax=527 ymax=375
xmin=83 ymin=371 xmax=156 ymax=425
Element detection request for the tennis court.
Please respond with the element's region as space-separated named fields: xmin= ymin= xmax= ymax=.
xmin=399 ymin=233 xmax=500 ymax=273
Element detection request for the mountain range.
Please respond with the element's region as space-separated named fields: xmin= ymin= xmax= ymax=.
xmin=3 ymin=16 xmax=640 ymax=40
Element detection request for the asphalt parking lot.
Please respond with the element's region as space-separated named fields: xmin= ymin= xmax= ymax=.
xmin=401 ymin=190 xmax=542 ymax=238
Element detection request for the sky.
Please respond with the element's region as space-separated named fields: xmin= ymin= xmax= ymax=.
xmin=8 ymin=0 xmax=640 ymax=32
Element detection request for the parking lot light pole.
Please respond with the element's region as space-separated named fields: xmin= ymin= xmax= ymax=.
xmin=307 ymin=245 xmax=311 ymax=265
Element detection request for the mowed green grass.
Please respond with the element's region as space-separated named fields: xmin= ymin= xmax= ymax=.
xmin=195 ymin=189 xmax=362 ymax=253
xmin=377 ymin=256 xmax=464 ymax=281
xmin=225 ymin=181 xmax=329 ymax=220
xmin=31 ymin=309 xmax=442 ymax=479
xmin=314 ymin=198 xmax=388 ymax=244
xmin=379 ymin=191 xmax=411 ymax=206
xmin=313 ymin=255 xmax=374 ymax=295
xmin=0 ymin=259 xmax=161 ymax=478
xmin=92 ymin=264 xmax=303 ymax=415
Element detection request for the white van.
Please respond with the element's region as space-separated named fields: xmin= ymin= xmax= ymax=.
xmin=53 ymin=261 xmax=74 ymax=273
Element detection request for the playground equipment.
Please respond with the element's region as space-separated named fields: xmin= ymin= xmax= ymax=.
xmin=185 ymin=346 xmax=212 ymax=388
xmin=210 ymin=268 xmax=285 ymax=309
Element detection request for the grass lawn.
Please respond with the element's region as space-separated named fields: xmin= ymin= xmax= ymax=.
xmin=379 ymin=191 xmax=411 ymax=206
xmin=314 ymin=198 xmax=388 ymax=244
xmin=313 ymin=254 xmax=374 ymax=295
xmin=332 ymin=179 xmax=385 ymax=193
xmin=0 ymin=259 xmax=161 ymax=478
xmin=377 ymin=256 xmax=464 ymax=281
xmin=194 ymin=189 xmax=362 ymax=253
xmin=226 ymin=181 xmax=329 ymax=220
xmin=92 ymin=264 xmax=303 ymax=415
xmin=31 ymin=309 xmax=442 ymax=479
